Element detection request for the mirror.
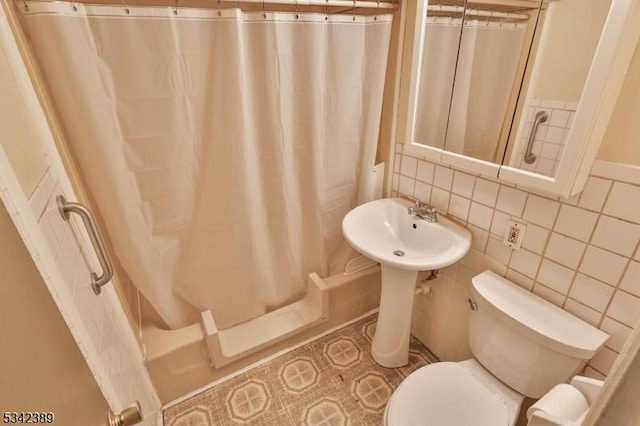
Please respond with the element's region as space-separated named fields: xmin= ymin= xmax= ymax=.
xmin=409 ymin=0 xmax=613 ymax=178
xmin=503 ymin=0 xmax=612 ymax=177
xmin=412 ymin=0 xmax=543 ymax=167
xmin=413 ymin=0 xmax=466 ymax=151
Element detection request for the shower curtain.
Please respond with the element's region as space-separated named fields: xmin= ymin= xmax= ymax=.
xmin=416 ymin=17 xmax=525 ymax=159
xmin=20 ymin=2 xmax=392 ymax=329
xmin=415 ymin=18 xmax=461 ymax=149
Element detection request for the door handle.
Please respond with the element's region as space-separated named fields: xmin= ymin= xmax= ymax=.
xmin=107 ymin=401 xmax=142 ymax=426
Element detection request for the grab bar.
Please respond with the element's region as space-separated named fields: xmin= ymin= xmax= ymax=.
xmin=524 ymin=110 xmax=549 ymax=164
xmin=57 ymin=195 xmax=114 ymax=295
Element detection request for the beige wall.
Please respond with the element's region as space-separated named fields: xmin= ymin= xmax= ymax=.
xmin=0 ymin=202 xmax=107 ymax=424
xmin=530 ymin=0 xmax=612 ymax=101
xmin=597 ymin=41 xmax=640 ymax=166
xmin=590 ymin=332 xmax=640 ymax=425
xmin=0 ymin=43 xmax=48 ymax=196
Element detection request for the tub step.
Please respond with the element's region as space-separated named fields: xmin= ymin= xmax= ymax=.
xmin=201 ymin=273 xmax=329 ymax=368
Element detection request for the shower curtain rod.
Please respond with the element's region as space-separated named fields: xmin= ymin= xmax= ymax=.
xmin=199 ymin=0 xmax=396 ymax=9
xmin=23 ymin=0 xmax=397 ymax=11
xmin=428 ymin=5 xmax=529 ymax=21
xmin=249 ymin=0 xmax=395 ymax=7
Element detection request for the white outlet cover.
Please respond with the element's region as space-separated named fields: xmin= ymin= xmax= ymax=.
xmin=503 ymin=220 xmax=526 ymax=249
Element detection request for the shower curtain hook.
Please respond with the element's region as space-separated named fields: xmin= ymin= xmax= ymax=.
xmin=263 ymin=0 xmax=267 ymax=19
xmin=122 ymin=0 xmax=130 ymax=14
xmin=352 ymin=0 xmax=356 ymax=21
xmin=173 ymin=0 xmax=178 ymax=15
xmin=374 ymin=0 xmax=380 ymax=21
xmin=295 ymin=0 xmax=299 ymax=19
xmin=324 ymin=0 xmax=329 ymax=21
xmin=71 ymin=0 xmax=77 ymax=12
xmin=22 ymin=0 xmax=28 ymax=11
xmin=217 ymin=0 xmax=222 ymax=16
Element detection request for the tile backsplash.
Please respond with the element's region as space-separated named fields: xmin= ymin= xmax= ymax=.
xmin=392 ymin=144 xmax=640 ymax=379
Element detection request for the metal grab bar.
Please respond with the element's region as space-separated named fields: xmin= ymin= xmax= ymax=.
xmin=524 ymin=110 xmax=549 ymax=164
xmin=57 ymin=195 xmax=114 ymax=295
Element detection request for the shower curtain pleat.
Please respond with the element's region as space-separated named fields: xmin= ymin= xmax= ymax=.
xmin=414 ymin=20 xmax=462 ymax=148
xmin=447 ymin=21 xmax=526 ymax=160
xmin=20 ymin=3 xmax=392 ymax=329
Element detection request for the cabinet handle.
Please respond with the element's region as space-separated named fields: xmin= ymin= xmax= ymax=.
xmin=524 ymin=110 xmax=549 ymax=164
xmin=57 ymin=195 xmax=114 ymax=295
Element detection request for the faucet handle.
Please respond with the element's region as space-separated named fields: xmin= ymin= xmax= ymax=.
xmin=403 ymin=195 xmax=423 ymax=207
xmin=426 ymin=207 xmax=438 ymax=222
xmin=406 ymin=196 xmax=420 ymax=215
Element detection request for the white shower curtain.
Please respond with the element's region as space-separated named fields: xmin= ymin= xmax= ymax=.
xmin=415 ymin=18 xmax=525 ymax=159
xmin=415 ymin=18 xmax=461 ymax=148
xmin=447 ymin=20 xmax=526 ymax=160
xmin=20 ymin=2 xmax=392 ymax=329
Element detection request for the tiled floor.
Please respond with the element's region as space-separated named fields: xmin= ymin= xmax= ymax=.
xmin=164 ymin=314 xmax=438 ymax=426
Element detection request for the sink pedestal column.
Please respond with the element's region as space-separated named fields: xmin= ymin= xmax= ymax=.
xmin=371 ymin=265 xmax=418 ymax=368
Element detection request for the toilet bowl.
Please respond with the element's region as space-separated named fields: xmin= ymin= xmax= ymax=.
xmin=384 ymin=270 xmax=609 ymax=426
xmin=385 ymin=359 xmax=523 ymax=425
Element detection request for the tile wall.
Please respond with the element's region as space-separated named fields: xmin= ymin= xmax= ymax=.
xmin=26 ymin=169 xmax=161 ymax=424
xmin=392 ymin=144 xmax=640 ymax=379
xmin=513 ymin=98 xmax=577 ymax=177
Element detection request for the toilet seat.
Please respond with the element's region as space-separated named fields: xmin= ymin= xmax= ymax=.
xmin=385 ymin=362 xmax=510 ymax=426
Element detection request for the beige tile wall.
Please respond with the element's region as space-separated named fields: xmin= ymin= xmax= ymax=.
xmin=392 ymin=144 xmax=640 ymax=379
xmin=513 ymin=98 xmax=577 ymax=177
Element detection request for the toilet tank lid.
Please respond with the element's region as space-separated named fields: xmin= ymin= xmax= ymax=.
xmin=471 ymin=271 xmax=609 ymax=359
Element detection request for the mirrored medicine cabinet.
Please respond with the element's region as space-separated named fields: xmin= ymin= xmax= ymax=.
xmin=399 ymin=0 xmax=640 ymax=198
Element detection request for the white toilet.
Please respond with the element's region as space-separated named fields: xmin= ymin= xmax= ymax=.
xmin=384 ymin=270 xmax=609 ymax=426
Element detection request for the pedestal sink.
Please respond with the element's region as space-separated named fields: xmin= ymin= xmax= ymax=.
xmin=342 ymin=198 xmax=472 ymax=367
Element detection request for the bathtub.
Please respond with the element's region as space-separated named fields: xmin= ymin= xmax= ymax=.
xmin=144 ymin=266 xmax=382 ymax=403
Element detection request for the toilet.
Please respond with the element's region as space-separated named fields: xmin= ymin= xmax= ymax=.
xmin=384 ymin=270 xmax=609 ymax=426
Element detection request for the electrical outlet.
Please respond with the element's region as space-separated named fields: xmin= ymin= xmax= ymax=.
xmin=503 ymin=220 xmax=526 ymax=249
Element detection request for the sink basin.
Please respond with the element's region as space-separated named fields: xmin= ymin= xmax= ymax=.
xmin=342 ymin=198 xmax=472 ymax=367
xmin=342 ymin=198 xmax=472 ymax=271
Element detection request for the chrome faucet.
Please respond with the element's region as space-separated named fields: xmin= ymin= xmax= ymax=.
xmin=407 ymin=199 xmax=438 ymax=223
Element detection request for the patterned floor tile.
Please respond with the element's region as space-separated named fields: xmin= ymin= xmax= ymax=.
xmin=352 ymin=371 xmax=396 ymax=410
xmin=334 ymin=361 xmax=404 ymax=425
xmin=360 ymin=317 xmax=377 ymax=342
xmin=167 ymin=407 xmax=208 ymax=426
xmin=285 ymin=384 xmax=358 ymax=426
xmin=164 ymin=389 xmax=219 ymax=425
xmin=163 ymin=314 xmax=438 ymax=426
xmin=304 ymin=398 xmax=348 ymax=426
xmin=324 ymin=336 xmax=363 ymax=368
xmin=280 ymin=357 xmax=320 ymax=391
xmin=397 ymin=347 xmax=433 ymax=378
xmin=214 ymin=364 xmax=288 ymax=424
xmin=267 ymin=350 xmax=337 ymax=407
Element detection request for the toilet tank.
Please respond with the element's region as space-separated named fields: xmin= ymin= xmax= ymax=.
xmin=468 ymin=271 xmax=608 ymax=399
